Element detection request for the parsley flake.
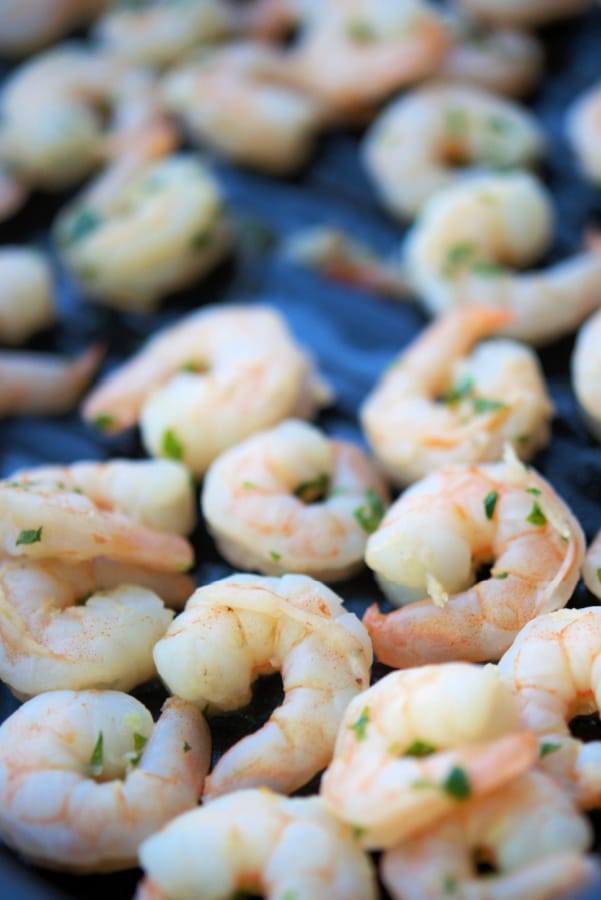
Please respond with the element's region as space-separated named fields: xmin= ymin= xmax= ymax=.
xmin=526 ymin=501 xmax=547 ymax=527
xmin=92 ymin=413 xmax=116 ymax=432
xmin=347 ymin=19 xmax=376 ymax=42
xmin=183 ymin=741 xmax=191 ymax=753
xmin=270 ymin=550 xmax=282 ymax=561
xmin=443 ymin=875 xmax=458 ymax=894
xmin=442 ymin=242 xmax=476 ymax=277
xmin=403 ymin=740 xmax=436 ymax=758
xmin=495 ymin=571 xmax=509 ymax=579
xmin=540 ymin=741 xmax=561 ymax=758
xmin=190 ymin=229 xmax=212 ymax=251
xmin=483 ymin=490 xmax=498 ymax=520
xmin=526 ymin=486 xmax=541 ymax=495
xmin=443 ymin=375 xmax=475 ymax=405
xmin=597 ymin=568 xmax=601 ymax=583
xmin=162 ymin=429 xmax=184 ymax=461
xmin=472 ymin=397 xmax=507 ymax=414
xmin=349 ymin=706 xmax=369 ymax=741
xmin=59 ymin=208 xmax=102 ymax=246
xmin=352 ymin=825 xmax=366 ymax=839
xmin=16 ymin=527 xmax=42 ymax=546
xmin=293 ymin=473 xmax=330 ymax=503
xmin=242 ymin=481 xmax=257 ymax=489
xmin=87 ymin=732 xmax=104 ymax=778
xmin=353 ymin=488 xmax=385 ymax=534
xmin=443 ymin=766 xmax=471 ymax=800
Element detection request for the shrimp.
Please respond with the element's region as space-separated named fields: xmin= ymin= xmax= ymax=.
xmin=0 ymin=44 xmax=168 ymax=191
xmin=567 ymin=82 xmax=601 ymax=184
xmin=0 ymin=247 xmax=54 ymax=344
xmin=54 ymin=150 xmax=230 ymax=312
xmin=0 ymin=0 xmax=108 ymax=57
xmin=162 ymin=43 xmax=324 ymax=174
xmin=0 ymin=557 xmax=176 ymax=698
xmin=363 ymin=452 xmax=584 ymax=667
xmin=498 ymin=607 xmax=601 ymax=809
xmin=0 ymin=163 xmax=28 ymax=223
xmin=583 ymin=529 xmax=601 ymax=599
xmin=0 ymin=461 xmax=195 ymax=572
xmin=572 ymin=309 xmax=601 ymax=441
xmin=153 ymin=573 xmax=372 ymax=797
xmin=363 ymin=84 xmax=544 ymax=220
xmin=0 ymin=691 xmax=210 ymax=871
xmin=404 ymin=172 xmax=601 ymax=346
xmin=82 ymin=305 xmax=332 ymax=477
xmin=361 ymin=307 xmax=553 ymax=487
xmin=320 ymin=662 xmax=538 ymax=849
xmin=0 ymin=344 xmax=103 ymax=418
xmin=202 ymin=420 xmax=389 ymax=581
xmin=456 ymin=0 xmax=592 ymax=28
xmin=136 ymin=789 xmax=377 ymax=900
xmin=381 ymin=771 xmax=599 ymax=900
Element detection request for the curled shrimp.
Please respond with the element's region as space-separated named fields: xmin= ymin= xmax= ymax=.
xmin=583 ymin=529 xmax=601 ymax=599
xmin=136 ymin=790 xmax=377 ymax=900
xmin=572 ymin=309 xmax=601 ymax=441
xmin=0 ymin=691 xmax=210 ymax=871
xmin=363 ymin=84 xmax=544 ymax=220
xmin=361 ymin=307 xmax=553 ymax=487
xmin=381 ymin=770 xmax=599 ymax=900
xmin=0 ymin=557 xmax=176 ymax=698
xmin=82 ymin=305 xmax=332 ymax=477
xmin=320 ymin=662 xmax=538 ymax=849
xmin=0 ymin=0 xmax=108 ymax=57
xmin=404 ymin=172 xmax=601 ymax=346
xmin=363 ymin=452 xmax=584 ymax=667
xmin=567 ymin=82 xmax=601 ymax=184
xmin=162 ymin=43 xmax=324 ymax=174
xmin=202 ymin=420 xmax=389 ymax=581
xmin=456 ymin=0 xmax=592 ymax=28
xmin=153 ymin=573 xmax=372 ymax=798
xmin=0 ymin=247 xmax=54 ymax=344
xmin=0 ymin=461 xmax=195 ymax=572
xmin=0 ymin=344 xmax=102 ymax=418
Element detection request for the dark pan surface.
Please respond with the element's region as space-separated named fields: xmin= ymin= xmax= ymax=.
xmin=1 ymin=6 xmax=601 ymax=897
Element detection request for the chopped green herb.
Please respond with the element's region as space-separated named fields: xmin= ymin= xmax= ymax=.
xmin=76 ymin=263 xmax=98 ymax=283
xmin=281 ymin=892 xmax=297 ymax=900
xmin=526 ymin=486 xmax=541 ymax=495
xmin=352 ymin=825 xmax=366 ymax=839
xmin=190 ymin=229 xmax=212 ymax=252
xmin=403 ymin=740 xmax=436 ymax=758
xmin=495 ymin=571 xmax=509 ymax=579
xmin=92 ymin=413 xmax=116 ymax=432
xmin=58 ymin=208 xmax=102 ymax=246
xmin=128 ymin=732 xmax=148 ymax=767
xmin=443 ymin=375 xmax=475 ymax=405
xmin=270 ymin=550 xmax=282 ymax=561
xmin=349 ymin=706 xmax=369 ymax=741
xmin=540 ymin=741 xmax=561 ymax=758
xmin=87 ymin=732 xmax=104 ymax=778
xmin=445 ymin=107 xmax=468 ymax=135
xmin=183 ymin=741 xmax=191 ymax=753
xmin=483 ymin=490 xmax=498 ymax=520
xmin=516 ymin=434 xmax=529 ymax=446
xmin=472 ymin=397 xmax=507 ymax=414
xmin=485 ymin=115 xmax=510 ymax=134
xmin=597 ymin=568 xmax=601 ymax=583
xmin=347 ymin=19 xmax=376 ymax=42
xmin=442 ymin=242 xmax=476 ymax=277
xmin=16 ymin=527 xmax=42 ymax=546
xmin=411 ymin=777 xmax=437 ymax=790
xmin=353 ymin=488 xmax=385 ymax=534
xmin=443 ymin=766 xmax=471 ymax=800
xmin=293 ymin=473 xmax=330 ymax=503
xmin=76 ymin=591 xmax=93 ymax=606
xmin=179 ymin=361 xmax=199 ymax=373
xmin=242 ymin=481 xmax=257 ymax=489
xmin=526 ymin=501 xmax=547 ymax=527
xmin=162 ymin=429 xmax=184 ymax=461
xmin=442 ymin=875 xmax=458 ymax=894
xmin=471 ymin=260 xmax=507 ymax=276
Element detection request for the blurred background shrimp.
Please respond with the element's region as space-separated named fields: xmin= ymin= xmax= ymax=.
xmin=0 ymin=247 xmax=55 ymax=344
xmin=0 ymin=691 xmax=210 ymax=871
xmin=572 ymin=308 xmax=601 ymax=441
xmin=0 ymin=0 xmax=108 ymax=58
xmin=568 ymin=81 xmax=601 ymax=184
xmin=361 ymin=306 xmax=552 ymax=486
xmin=456 ymin=0 xmax=592 ymax=28
xmin=583 ymin=529 xmax=601 ymax=599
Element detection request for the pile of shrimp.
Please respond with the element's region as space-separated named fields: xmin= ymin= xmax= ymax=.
xmin=1 ymin=0 xmax=601 ymax=898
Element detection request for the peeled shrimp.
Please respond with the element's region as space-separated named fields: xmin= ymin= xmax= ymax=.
xmin=363 ymin=452 xmax=584 ymax=667
xmin=0 ymin=557 xmax=175 ymax=698
xmin=82 ymin=305 xmax=332 ymax=477
xmin=0 ymin=461 xmax=195 ymax=572
xmin=0 ymin=344 xmax=102 ymax=418
xmin=456 ymin=0 xmax=592 ymax=28
xmin=0 ymin=163 xmax=28 ymax=223
xmin=361 ymin=307 xmax=552 ymax=487
xmin=404 ymin=172 xmax=601 ymax=345
xmin=162 ymin=43 xmax=324 ymax=174
xmin=0 ymin=691 xmax=210 ymax=871
xmin=202 ymin=420 xmax=389 ymax=581
xmin=0 ymin=247 xmax=54 ymax=344
xmin=136 ymin=790 xmax=377 ymax=900
xmin=572 ymin=309 xmax=601 ymax=441
xmin=583 ymin=529 xmax=601 ymax=599
xmin=153 ymin=573 xmax=372 ymax=798
xmin=363 ymin=84 xmax=544 ymax=220
xmin=0 ymin=0 xmax=108 ymax=57
xmin=381 ymin=770 xmax=599 ymax=900
xmin=568 ymin=82 xmax=601 ymax=183
xmin=320 ymin=662 xmax=538 ymax=849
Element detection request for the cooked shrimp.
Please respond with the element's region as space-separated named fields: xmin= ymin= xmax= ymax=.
xmin=0 ymin=344 xmax=103 ymax=418
xmin=136 ymin=790 xmax=377 ymax=900
xmin=498 ymin=607 xmax=601 ymax=809
xmin=404 ymin=172 xmax=601 ymax=346
xmin=0 ymin=163 xmax=28 ymax=223
xmin=0 ymin=691 xmax=210 ymax=871
xmin=54 ymin=150 xmax=230 ymax=312
xmin=363 ymin=452 xmax=584 ymax=667
xmin=363 ymin=84 xmax=544 ymax=220
xmin=320 ymin=662 xmax=538 ymax=849
xmin=568 ymin=82 xmax=601 ymax=183
xmin=0 ymin=463 xmax=195 ymax=572
xmin=583 ymin=529 xmax=601 ymax=599
xmin=457 ymin=0 xmax=592 ymax=29
xmin=0 ymin=45 xmax=168 ymax=191
xmin=381 ymin=770 xmax=599 ymax=900
xmin=0 ymin=247 xmax=54 ymax=344
xmin=202 ymin=420 xmax=388 ymax=581
xmin=0 ymin=0 xmax=107 ymax=57
xmin=572 ymin=309 xmax=601 ymax=441
xmin=153 ymin=573 xmax=372 ymax=797
xmin=361 ymin=307 xmax=553 ymax=487
xmin=82 ymin=305 xmax=332 ymax=477
xmin=0 ymin=557 xmax=175 ymax=698
xmin=162 ymin=43 xmax=323 ymax=174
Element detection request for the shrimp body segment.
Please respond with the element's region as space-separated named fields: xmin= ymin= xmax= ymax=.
xmin=404 ymin=172 xmax=601 ymax=346
xmin=0 ymin=691 xmax=210 ymax=871
xmin=381 ymin=771 xmax=599 ymax=900
xmin=363 ymin=84 xmax=544 ymax=220
xmin=498 ymin=607 xmax=601 ymax=809
xmin=456 ymin=0 xmax=592 ymax=28
xmin=361 ymin=306 xmax=553 ymax=487
xmin=572 ymin=308 xmax=601 ymax=441
xmin=0 ymin=0 xmax=108 ymax=57
xmin=137 ymin=790 xmax=377 ymax=900
xmin=153 ymin=573 xmax=372 ymax=798
xmin=320 ymin=662 xmax=538 ymax=849
xmin=583 ymin=529 xmax=601 ymax=600
xmin=363 ymin=456 xmax=584 ymax=667
xmin=83 ymin=305 xmax=332 ymax=477
xmin=0 ymin=247 xmax=54 ymax=345
xmin=568 ymin=82 xmax=601 ymax=183
xmin=202 ymin=420 xmax=389 ymax=581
